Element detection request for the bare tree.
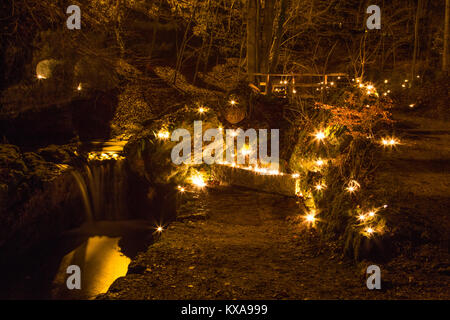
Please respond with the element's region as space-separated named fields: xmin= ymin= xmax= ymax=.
xmin=444 ymin=0 xmax=450 ymax=73
xmin=246 ymin=0 xmax=258 ymax=83
xmin=412 ymin=0 xmax=423 ymax=80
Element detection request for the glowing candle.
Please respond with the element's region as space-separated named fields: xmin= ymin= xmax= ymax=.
xmin=157 ymin=130 xmax=170 ymax=139
xmin=315 ymin=131 xmax=326 ymax=141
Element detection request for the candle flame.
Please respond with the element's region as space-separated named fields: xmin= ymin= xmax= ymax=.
xmin=190 ymin=173 xmax=206 ymax=188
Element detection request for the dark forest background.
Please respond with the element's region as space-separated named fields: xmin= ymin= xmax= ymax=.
xmin=0 ymin=0 xmax=448 ymax=92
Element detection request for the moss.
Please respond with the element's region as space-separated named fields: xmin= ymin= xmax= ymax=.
xmin=37 ymin=144 xmax=75 ymax=164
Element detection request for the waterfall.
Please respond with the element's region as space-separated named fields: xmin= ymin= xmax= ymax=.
xmin=72 ymin=159 xmax=128 ymax=223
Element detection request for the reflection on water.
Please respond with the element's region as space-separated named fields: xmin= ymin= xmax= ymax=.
xmin=51 ymin=236 xmax=130 ymax=299
xmin=0 ymin=220 xmax=154 ymax=300
xmin=80 ymin=139 xmax=128 ymax=154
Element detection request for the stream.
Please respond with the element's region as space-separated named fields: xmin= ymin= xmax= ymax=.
xmin=0 ymin=139 xmax=158 ymax=300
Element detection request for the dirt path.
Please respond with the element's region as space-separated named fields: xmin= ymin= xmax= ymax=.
xmin=102 ymin=184 xmax=448 ymax=299
xmin=375 ymin=111 xmax=450 ymax=247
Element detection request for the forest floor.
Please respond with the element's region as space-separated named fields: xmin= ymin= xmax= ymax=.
xmin=101 ymin=109 xmax=449 ymax=299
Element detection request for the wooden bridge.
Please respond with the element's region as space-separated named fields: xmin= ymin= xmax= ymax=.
xmin=248 ymin=72 xmax=349 ymax=98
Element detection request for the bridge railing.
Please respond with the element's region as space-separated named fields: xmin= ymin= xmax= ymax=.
xmin=247 ymin=72 xmax=349 ymax=96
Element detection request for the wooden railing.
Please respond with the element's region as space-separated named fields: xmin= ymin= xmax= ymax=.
xmin=247 ymin=72 xmax=349 ymax=96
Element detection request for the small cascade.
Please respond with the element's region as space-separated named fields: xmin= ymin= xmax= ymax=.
xmin=72 ymin=158 xmax=129 ymax=223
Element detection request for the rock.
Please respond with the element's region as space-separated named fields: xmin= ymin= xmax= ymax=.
xmin=22 ymin=152 xmax=65 ymax=183
xmin=0 ymin=166 xmax=83 ymax=260
xmin=0 ymin=144 xmax=27 ymax=172
xmin=124 ymin=133 xmax=179 ymax=184
xmin=0 ymin=144 xmax=83 ymax=260
xmin=223 ymin=81 xmax=252 ymax=124
xmin=127 ymin=262 xmax=147 ymax=275
xmin=211 ymin=164 xmax=299 ymax=197
xmin=224 ymin=104 xmax=246 ymax=124
xmin=37 ymin=144 xmax=74 ymax=164
xmin=177 ymin=212 xmax=208 ymax=222
xmin=74 ymin=58 xmax=118 ymax=91
xmin=36 ymin=59 xmax=61 ymax=79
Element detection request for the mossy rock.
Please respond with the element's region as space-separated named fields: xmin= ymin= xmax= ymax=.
xmin=0 ymin=144 xmax=27 ymax=172
xmin=37 ymin=144 xmax=75 ymax=164
xmin=35 ymin=59 xmax=62 ymax=79
xmin=224 ymin=103 xmax=246 ymax=124
xmin=223 ymin=81 xmax=252 ymax=124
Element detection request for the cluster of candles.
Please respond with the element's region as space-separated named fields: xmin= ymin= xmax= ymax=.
xmin=272 ymin=76 xmax=343 ymax=94
xmin=353 ymin=81 xmax=403 ymax=147
xmin=379 ymin=76 xmax=420 ymax=105
xmin=217 ymin=161 xmax=284 ymax=176
xmin=381 ymin=137 xmax=400 ymax=146
xmin=157 ymin=90 xmax=403 ymax=237
xmin=358 ymin=82 xmax=378 ymax=96
xmin=356 ymin=204 xmax=388 ymax=237
xmin=300 ymin=125 xmax=393 ymax=235
xmin=315 ymin=79 xmax=338 ymax=91
xmin=157 ymin=130 xmax=170 ymax=139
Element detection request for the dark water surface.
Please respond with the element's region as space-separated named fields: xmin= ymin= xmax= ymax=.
xmin=0 ymin=220 xmax=154 ymax=300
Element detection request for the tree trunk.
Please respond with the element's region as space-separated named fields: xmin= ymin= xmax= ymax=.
xmin=246 ymin=0 xmax=258 ymax=83
xmin=173 ymin=1 xmax=198 ymax=85
xmin=149 ymin=0 xmax=163 ymax=61
xmin=444 ymin=0 xmax=450 ymax=73
xmin=203 ymin=32 xmax=214 ymax=74
xmin=193 ymin=38 xmax=206 ymax=85
xmin=203 ymin=1 xmax=220 ymax=74
xmin=412 ymin=0 xmax=422 ymax=80
xmin=260 ymin=0 xmax=276 ymax=74
xmin=269 ymin=0 xmax=287 ymax=73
